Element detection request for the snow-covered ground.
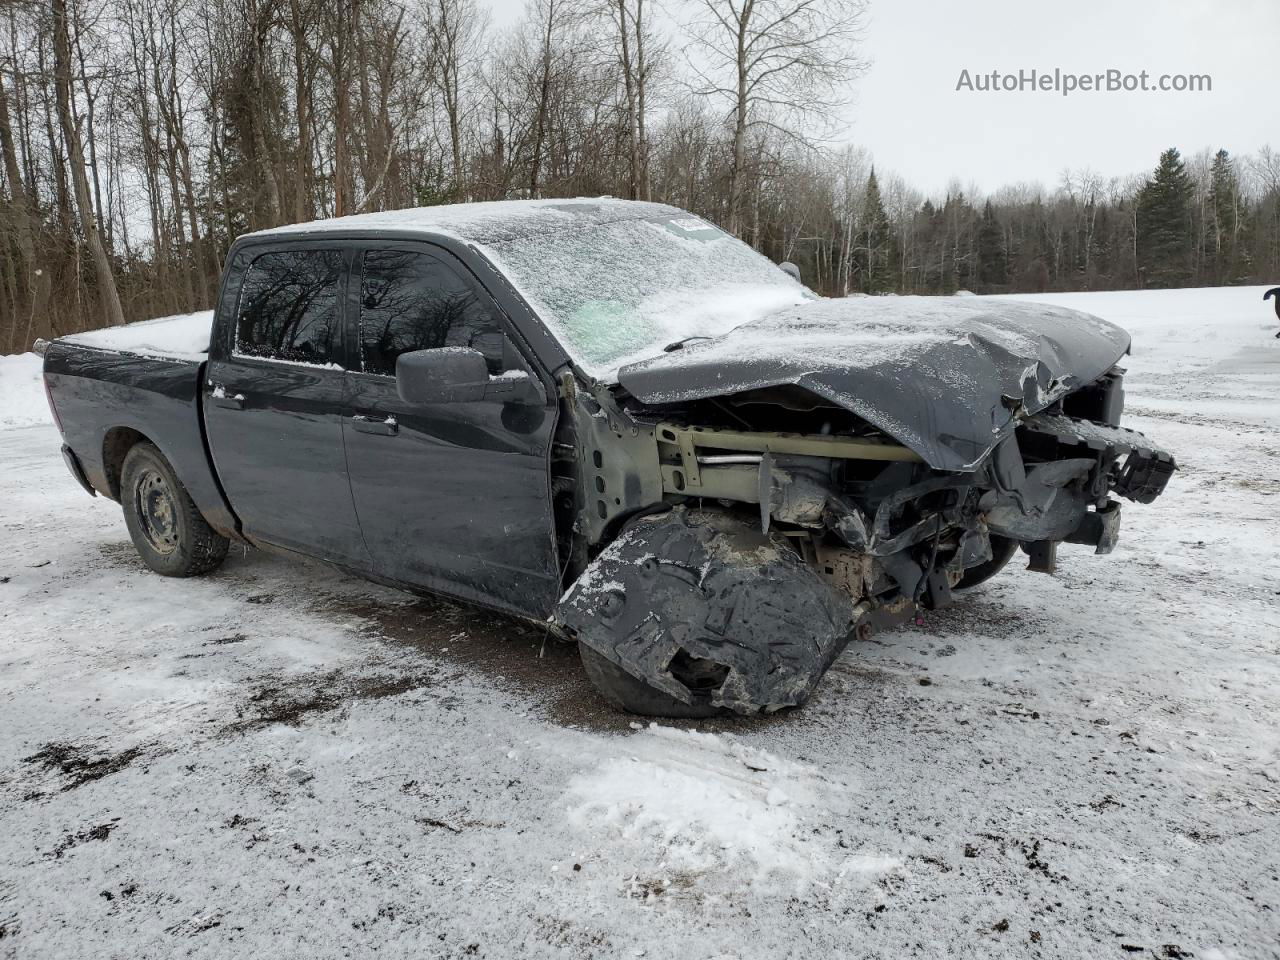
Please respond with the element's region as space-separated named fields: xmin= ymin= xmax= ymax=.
xmin=2 ymin=286 xmax=1278 ymax=958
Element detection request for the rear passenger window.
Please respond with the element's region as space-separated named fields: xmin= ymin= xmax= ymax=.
xmin=236 ymin=249 xmax=343 ymax=365
xmin=359 ymin=249 xmax=505 ymax=376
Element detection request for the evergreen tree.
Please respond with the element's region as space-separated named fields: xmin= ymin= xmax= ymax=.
xmin=940 ymin=190 xmax=977 ymax=292
xmin=858 ymin=167 xmax=896 ymax=293
xmin=976 ymin=200 xmax=1007 ymax=289
xmin=1135 ymin=148 xmax=1194 ymax=287
xmin=911 ymin=200 xmax=939 ymax=293
xmin=1206 ymin=149 xmax=1243 ymax=283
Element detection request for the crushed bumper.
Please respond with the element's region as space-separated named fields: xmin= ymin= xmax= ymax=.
xmin=1021 ymin=412 xmax=1177 ymax=504
xmin=557 ymin=508 xmax=859 ymax=714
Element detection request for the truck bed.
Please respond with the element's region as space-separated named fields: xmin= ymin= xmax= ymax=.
xmin=42 ymin=337 xmax=240 ymax=541
xmin=58 ymin=310 xmax=214 ymax=362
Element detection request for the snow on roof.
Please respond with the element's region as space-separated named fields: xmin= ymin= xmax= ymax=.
xmin=242 ymin=197 xmax=683 ymax=245
xmin=59 ymin=310 xmax=213 ymax=362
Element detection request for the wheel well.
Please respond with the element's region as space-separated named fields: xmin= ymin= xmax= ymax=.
xmin=102 ymin=427 xmax=151 ymax=501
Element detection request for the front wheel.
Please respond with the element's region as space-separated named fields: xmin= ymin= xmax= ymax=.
xmin=955 ymin=533 xmax=1019 ymax=589
xmin=578 ymin=642 xmax=723 ymax=719
xmin=120 ymin=442 xmax=229 ymax=577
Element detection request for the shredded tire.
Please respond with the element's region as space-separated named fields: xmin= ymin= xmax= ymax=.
xmin=577 ymin=642 xmax=724 ymax=718
xmin=558 ymin=507 xmax=857 ymax=716
xmin=120 ymin=442 xmax=230 ymax=578
xmin=955 ymin=533 xmax=1019 ymax=589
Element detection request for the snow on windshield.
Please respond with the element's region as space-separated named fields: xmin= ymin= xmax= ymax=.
xmin=481 ymin=216 xmax=811 ymax=379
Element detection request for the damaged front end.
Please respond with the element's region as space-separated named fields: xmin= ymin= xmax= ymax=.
xmin=555 ymin=355 xmax=1175 ymax=717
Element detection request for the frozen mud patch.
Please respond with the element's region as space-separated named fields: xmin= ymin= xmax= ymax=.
xmin=567 ymin=724 xmax=900 ymax=898
xmin=21 ymin=740 xmax=149 ymax=795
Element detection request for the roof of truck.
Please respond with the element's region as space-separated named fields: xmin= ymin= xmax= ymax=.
xmin=240 ymin=197 xmax=683 ymax=245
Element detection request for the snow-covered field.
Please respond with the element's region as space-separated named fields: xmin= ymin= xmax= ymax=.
xmin=2 ymin=286 xmax=1278 ymax=959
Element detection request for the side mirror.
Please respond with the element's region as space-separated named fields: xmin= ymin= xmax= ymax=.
xmin=779 ymin=261 xmax=801 ymax=283
xmin=395 ymin=347 xmax=546 ymax=406
xmin=396 ymin=348 xmax=488 ymax=404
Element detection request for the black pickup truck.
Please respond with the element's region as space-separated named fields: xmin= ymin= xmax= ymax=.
xmin=42 ymin=198 xmax=1174 ymax=717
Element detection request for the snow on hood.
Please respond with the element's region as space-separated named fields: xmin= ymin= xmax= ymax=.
xmin=618 ymin=295 xmax=1132 ymax=472
xmin=59 ymin=310 xmax=214 ymax=362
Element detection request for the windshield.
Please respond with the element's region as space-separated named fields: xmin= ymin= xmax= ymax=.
xmin=481 ymin=215 xmax=812 ymax=378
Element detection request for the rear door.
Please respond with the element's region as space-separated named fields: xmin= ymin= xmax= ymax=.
xmin=204 ymin=243 xmax=370 ymax=567
xmin=342 ymin=242 xmax=560 ymax=616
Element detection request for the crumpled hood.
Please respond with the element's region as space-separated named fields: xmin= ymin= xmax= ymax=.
xmin=617 ymin=295 xmax=1131 ymax=472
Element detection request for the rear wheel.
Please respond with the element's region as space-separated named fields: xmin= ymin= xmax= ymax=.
xmin=120 ymin=443 xmax=229 ymax=577
xmin=955 ymin=533 xmax=1019 ymax=589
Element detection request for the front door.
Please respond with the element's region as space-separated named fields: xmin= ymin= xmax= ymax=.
xmin=203 ymin=245 xmax=369 ymax=566
xmin=342 ymin=244 xmax=560 ymax=617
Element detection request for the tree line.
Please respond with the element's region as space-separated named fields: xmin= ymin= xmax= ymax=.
xmin=1 ymin=0 xmax=1278 ymax=353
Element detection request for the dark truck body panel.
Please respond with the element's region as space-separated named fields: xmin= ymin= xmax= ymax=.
xmin=205 ymin=351 xmax=368 ymax=566
xmin=42 ymin=343 xmax=240 ymax=540
xmin=42 ymin=198 xmax=1175 ymax=716
xmin=342 ymin=358 xmax=560 ymax=612
xmin=209 ymin=235 xmax=566 ymax=611
xmin=618 ymin=296 xmax=1133 ymax=473
xmin=45 ymin=229 xmax=565 ymax=622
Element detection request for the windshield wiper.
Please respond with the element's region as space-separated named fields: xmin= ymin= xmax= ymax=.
xmin=663 ymin=335 xmax=713 ymax=352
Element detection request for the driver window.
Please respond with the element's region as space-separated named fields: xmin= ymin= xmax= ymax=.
xmin=236 ymin=249 xmax=343 ymax=365
xmin=358 ymin=249 xmax=518 ymax=377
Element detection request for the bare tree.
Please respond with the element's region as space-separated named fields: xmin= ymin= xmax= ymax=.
xmin=522 ymin=0 xmax=577 ymax=197
xmin=687 ymin=0 xmax=866 ymax=232
xmin=2 ymin=0 xmax=1278 ymax=355
xmin=1249 ymin=145 xmax=1280 ymax=197
xmin=352 ymin=1 xmax=410 ymax=212
xmin=284 ymin=0 xmax=321 ymax=221
xmin=596 ymin=0 xmax=661 ymax=199
xmin=241 ymin=0 xmax=284 ymax=225
xmin=0 ymin=62 xmax=40 ymax=350
xmin=52 ymin=0 xmax=124 ymax=326
xmin=428 ymin=0 xmax=487 ymax=199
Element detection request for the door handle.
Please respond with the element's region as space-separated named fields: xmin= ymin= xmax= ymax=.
xmin=208 ymin=384 xmax=245 ymax=410
xmin=351 ymin=414 xmax=399 ymax=436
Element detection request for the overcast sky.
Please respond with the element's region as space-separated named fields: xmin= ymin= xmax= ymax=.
xmin=482 ymin=0 xmax=1278 ymax=196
